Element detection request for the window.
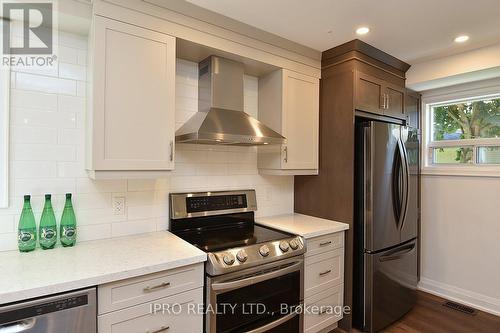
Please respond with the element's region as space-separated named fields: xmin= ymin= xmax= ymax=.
xmin=423 ymin=84 xmax=500 ymax=176
xmin=0 ymin=67 xmax=8 ymax=208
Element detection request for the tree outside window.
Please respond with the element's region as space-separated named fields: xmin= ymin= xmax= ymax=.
xmin=431 ymin=97 xmax=500 ymax=164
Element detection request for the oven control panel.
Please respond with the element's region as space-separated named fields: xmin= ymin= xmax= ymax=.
xmin=186 ymin=194 xmax=247 ymax=213
xmin=206 ymin=236 xmax=305 ymax=276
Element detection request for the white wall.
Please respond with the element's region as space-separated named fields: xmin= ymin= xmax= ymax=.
xmin=0 ymin=32 xmax=294 ymax=251
xmin=406 ymin=42 xmax=500 ymax=91
xmin=420 ymin=175 xmax=500 ymax=315
xmin=410 ymin=50 xmax=500 ymax=315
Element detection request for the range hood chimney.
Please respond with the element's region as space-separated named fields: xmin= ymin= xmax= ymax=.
xmin=175 ymin=56 xmax=286 ymax=146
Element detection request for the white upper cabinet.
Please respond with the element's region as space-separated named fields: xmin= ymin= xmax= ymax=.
xmin=258 ymin=69 xmax=319 ymax=175
xmin=86 ymin=16 xmax=176 ymax=178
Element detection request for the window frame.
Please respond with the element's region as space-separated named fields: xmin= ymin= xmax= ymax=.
xmin=0 ymin=66 xmax=9 ymax=208
xmin=422 ymin=79 xmax=500 ymax=177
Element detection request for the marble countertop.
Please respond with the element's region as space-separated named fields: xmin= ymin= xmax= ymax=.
xmin=0 ymin=232 xmax=206 ymax=305
xmin=257 ymin=213 xmax=349 ymax=239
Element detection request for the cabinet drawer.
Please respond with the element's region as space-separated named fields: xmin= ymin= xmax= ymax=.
xmin=305 ymin=232 xmax=343 ymax=257
xmin=305 ymin=249 xmax=344 ymax=298
xmin=98 ymin=287 xmax=203 ymax=333
xmin=98 ymin=263 xmax=203 ymax=314
xmin=304 ymin=284 xmax=343 ymax=333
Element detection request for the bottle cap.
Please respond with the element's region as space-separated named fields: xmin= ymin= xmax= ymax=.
xmin=23 ymin=195 xmax=31 ymax=200
xmin=66 ymin=193 xmax=72 ymax=199
xmin=45 ymin=194 xmax=51 ymax=199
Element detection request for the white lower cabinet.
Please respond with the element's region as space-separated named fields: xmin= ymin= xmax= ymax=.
xmin=304 ymin=284 xmax=344 ymax=333
xmin=97 ymin=263 xmax=204 ymax=333
xmin=304 ymin=231 xmax=345 ymax=333
xmin=98 ymin=288 xmax=202 ymax=333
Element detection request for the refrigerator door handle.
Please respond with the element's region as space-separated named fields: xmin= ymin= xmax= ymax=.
xmin=399 ymin=136 xmax=411 ymax=231
xmin=363 ymin=124 xmax=373 ymax=250
xmin=391 ymin=148 xmax=400 ymax=226
xmin=379 ymin=242 xmax=416 ymax=262
xmin=394 ymin=139 xmax=407 ymax=229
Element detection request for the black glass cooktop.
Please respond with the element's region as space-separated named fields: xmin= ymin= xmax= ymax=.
xmin=173 ymin=223 xmax=292 ymax=252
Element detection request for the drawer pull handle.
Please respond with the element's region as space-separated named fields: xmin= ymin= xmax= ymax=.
xmin=147 ymin=326 xmax=170 ymax=333
xmin=319 ymin=270 xmax=332 ymax=276
xmin=143 ymin=282 xmax=171 ymax=293
xmin=319 ymin=241 xmax=332 ymax=247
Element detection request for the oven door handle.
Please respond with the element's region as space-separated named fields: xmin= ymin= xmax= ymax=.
xmin=211 ymin=261 xmax=302 ymax=292
xmin=244 ymin=312 xmax=299 ymax=333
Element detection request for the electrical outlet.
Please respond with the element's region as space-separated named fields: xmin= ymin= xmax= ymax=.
xmin=112 ymin=195 xmax=126 ymax=215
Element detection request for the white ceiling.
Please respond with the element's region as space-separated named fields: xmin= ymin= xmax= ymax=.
xmin=186 ymin=0 xmax=500 ymax=64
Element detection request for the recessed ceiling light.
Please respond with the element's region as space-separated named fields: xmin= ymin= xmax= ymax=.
xmin=356 ymin=27 xmax=370 ymax=35
xmin=454 ymin=35 xmax=469 ymax=43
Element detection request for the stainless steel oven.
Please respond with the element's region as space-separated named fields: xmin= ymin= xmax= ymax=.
xmin=169 ymin=190 xmax=306 ymax=333
xmin=206 ymin=256 xmax=304 ymax=333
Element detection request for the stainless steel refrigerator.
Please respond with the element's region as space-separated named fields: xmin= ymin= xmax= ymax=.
xmin=353 ymin=120 xmax=420 ymax=333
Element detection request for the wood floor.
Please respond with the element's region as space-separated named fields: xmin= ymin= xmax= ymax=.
xmin=334 ymin=291 xmax=500 ymax=333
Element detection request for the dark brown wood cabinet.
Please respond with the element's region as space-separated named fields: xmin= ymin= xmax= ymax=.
xmin=405 ymin=89 xmax=421 ymax=129
xmin=295 ymin=39 xmax=412 ymax=332
xmin=355 ymin=71 xmax=385 ymax=115
xmin=355 ymin=71 xmax=406 ymax=120
xmin=385 ymin=83 xmax=406 ymax=119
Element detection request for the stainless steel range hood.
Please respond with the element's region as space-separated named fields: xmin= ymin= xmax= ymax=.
xmin=175 ymin=56 xmax=286 ymax=146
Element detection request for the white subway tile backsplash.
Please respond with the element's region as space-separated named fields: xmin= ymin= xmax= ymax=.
xmin=13 ymin=178 xmax=76 ymax=197
xmin=0 ymin=46 xmax=293 ymax=252
xmin=58 ymin=128 xmax=82 ymax=145
xmin=127 ymin=179 xmax=169 ymax=192
xmin=11 ymin=89 xmax=58 ymax=111
xmin=58 ymin=95 xmax=85 ymax=113
xmin=16 ymin=72 xmax=77 ymax=95
xmin=76 ymin=81 xmax=86 ymax=97
xmin=12 ymin=62 xmax=59 ymax=78
xmin=126 ymin=191 xmax=169 ymax=208
xmin=58 ymin=31 xmax=88 ymax=50
xmin=12 ymin=144 xmax=76 ymax=161
xmin=0 ymin=216 xmax=15 ymax=234
xmin=11 ymin=161 xmax=57 ymax=179
xmin=59 ymin=63 xmax=86 ymax=81
xmin=57 ymin=161 xmax=88 ymax=178
xmin=76 ymin=178 xmax=127 ymax=194
xmin=111 ymin=219 xmax=157 ymax=238
xmin=77 ymin=50 xmax=87 ymax=66
xmin=10 ymin=126 xmax=58 ymax=144
xmin=127 ymin=205 xmax=168 ymax=220
xmin=76 ymin=208 xmax=126 ymax=226
xmin=10 ymin=72 xmax=16 ymax=88
xmin=77 ymin=224 xmax=112 ymax=242
xmin=58 ymin=46 xmax=79 ymax=64
xmin=73 ymin=193 xmax=111 ymax=210
xmin=11 ymin=108 xmax=76 ymax=128
xmin=0 ymin=234 xmax=17 ymax=251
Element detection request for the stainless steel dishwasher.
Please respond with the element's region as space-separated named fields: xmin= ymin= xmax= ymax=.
xmin=0 ymin=288 xmax=96 ymax=333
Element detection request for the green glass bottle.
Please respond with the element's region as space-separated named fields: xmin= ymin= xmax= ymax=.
xmin=60 ymin=193 xmax=77 ymax=247
xmin=39 ymin=194 xmax=57 ymax=250
xmin=18 ymin=195 xmax=37 ymax=252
